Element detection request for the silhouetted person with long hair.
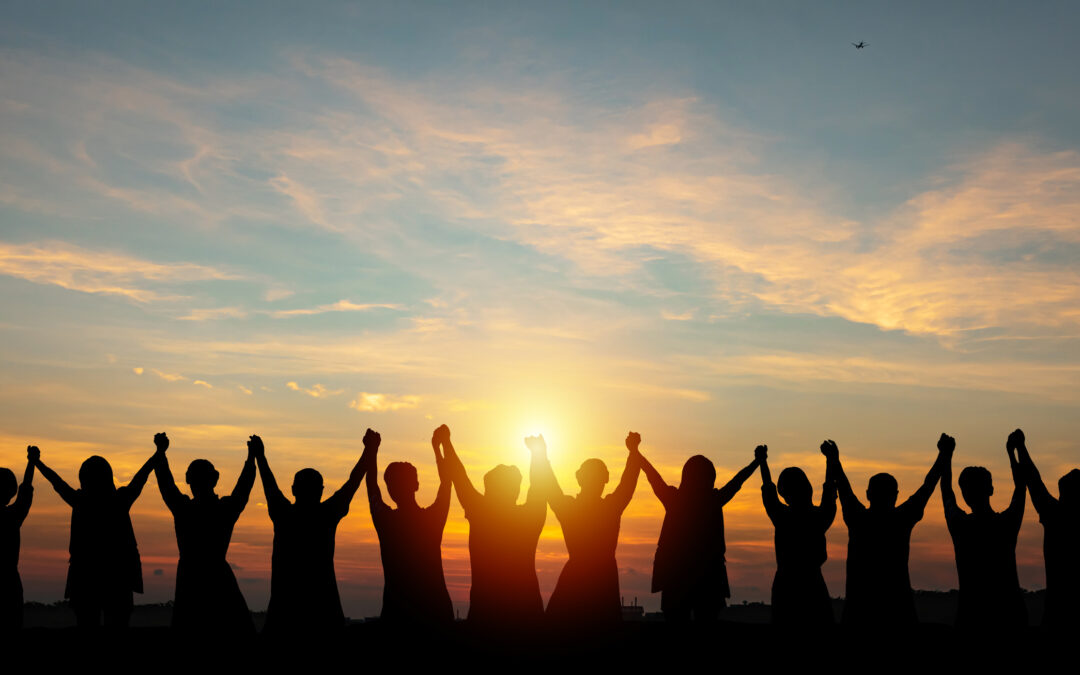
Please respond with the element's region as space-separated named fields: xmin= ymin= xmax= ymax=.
xmin=441 ymin=425 xmax=547 ymax=629
xmin=759 ymin=444 xmax=837 ymax=625
xmin=823 ymin=438 xmax=946 ymax=626
xmin=1 ymin=446 xmax=36 ymax=630
xmin=365 ymin=427 xmax=454 ymax=626
xmin=536 ymin=431 xmax=641 ymax=629
xmin=940 ymin=431 xmax=1027 ymax=628
xmin=638 ymin=443 xmax=759 ymax=623
xmin=255 ymin=432 xmax=369 ymax=634
xmin=32 ymin=446 xmax=155 ymax=628
xmin=152 ymin=432 xmax=256 ymax=633
xmin=1011 ymin=429 xmax=1077 ymax=626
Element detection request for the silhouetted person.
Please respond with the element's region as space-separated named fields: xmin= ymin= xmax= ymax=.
xmin=255 ymin=433 xmax=369 ymax=634
xmin=152 ymin=432 xmax=256 ymax=633
xmin=824 ymin=438 xmax=946 ymax=625
xmin=32 ymin=447 xmax=155 ymax=628
xmin=1 ymin=446 xmax=36 ymax=630
xmin=639 ymin=444 xmax=759 ymax=623
xmin=536 ymin=431 xmax=641 ymax=628
xmin=759 ymin=444 xmax=837 ymax=625
xmin=441 ymin=426 xmax=546 ymax=629
xmin=940 ymin=432 xmax=1027 ymax=628
xmin=365 ymin=427 xmax=454 ymax=626
xmin=1012 ymin=428 xmax=1077 ymax=627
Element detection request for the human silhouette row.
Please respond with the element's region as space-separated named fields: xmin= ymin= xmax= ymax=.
xmin=2 ymin=427 xmax=1076 ymax=633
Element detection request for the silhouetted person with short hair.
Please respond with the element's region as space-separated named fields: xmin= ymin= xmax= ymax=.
xmin=823 ymin=438 xmax=946 ymax=625
xmin=441 ymin=426 xmax=547 ymax=629
xmin=255 ymin=433 xmax=369 ymax=634
xmin=152 ymin=432 xmax=256 ymax=633
xmin=1011 ymin=428 xmax=1077 ymax=627
xmin=536 ymin=431 xmax=641 ymax=628
xmin=638 ymin=444 xmax=759 ymax=623
xmin=940 ymin=431 xmax=1027 ymax=628
xmin=1 ymin=446 xmax=36 ymax=630
xmin=759 ymin=444 xmax=837 ymax=625
xmin=32 ymin=446 xmax=155 ymax=628
xmin=366 ymin=427 xmax=454 ymax=626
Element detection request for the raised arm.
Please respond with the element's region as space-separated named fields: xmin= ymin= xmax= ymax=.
xmin=438 ymin=425 xmax=482 ymax=514
xmin=610 ymin=431 xmax=642 ymax=512
xmin=937 ymin=433 xmax=962 ymax=521
xmin=32 ymin=453 xmax=77 ymax=506
xmin=252 ymin=435 xmax=289 ymax=517
xmin=327 ymin=429 xmax=373 ymax=510
xmin=635 ymin=442 xmax=675 ymax=507
xmin=229 ymin=436 xmax=258 ymax=509
xmin=151 ymin=432 xmax=185 ymax=512
xmin=524 ymin=434 xmax=551 ymax=514
xmin=119 ymin=447 xmax=158 ymax=509
xmin=902 ymin=443 xmax=948 ymax=513
xmin=429 ymin=427 xmax=452 ymax=518
xmin=14 ymin=446 xmax=38 ymax=523
xmin=820 ymin=453 xmax=838 ymax=529
xmin=717 ymin=451 xmax=762 ymax=506
xmin=526 ymin=434 xmax=566 ymax=515
xmin=1004 ymin=431 xmax=1026 ymax=522
xmin=820 ymin=440 xmax=861 ymax=518
xmin=758 ymin=445 xmax=782 ymax=521
xmin=366 ymin=429 xmax=388 ymax=515
xmin=1011 ymin=428 xmax=1054 ymax=516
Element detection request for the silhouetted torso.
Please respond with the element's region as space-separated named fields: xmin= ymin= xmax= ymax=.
xmin=763 ymin=488 xmax=836 ymax=625
xmin=0 ymin=486 xmax=32 ymax=629
xmin=65 ymin=488 xmax=143 ymax=610
xmin=264 ymin=493 xmax=352 ymax=633
xmin=652 ymin=487 xmax=733 ymax=621
xmin=464 ymin=499 xmax=545 ymax=627
xmin=841 ymin=500 xmax=924 ymax=624
xmin=371 ymin=502 xmax=453 ymax=624
xmin=164 ymin=493 xmax=253 ymax=632
xmin=1037 ymin=500 xmax=1080 ymax=626
xmin=946 ymin=507 xmax=1026 ymax=627
xmin=546 ymin=494 xmax=625 ymax=626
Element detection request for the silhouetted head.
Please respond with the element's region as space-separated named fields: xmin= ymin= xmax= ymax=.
xmin=292 ymin=468 xmax=324 ymax=505
xmin=1058 ymin=469 xmax=1080 ymax=508
xmin=79 ymin=456 xmax=115 ymax=495
xmin=384 ymin=461 xmax=419 ymax=506
xmin=958 ymin=466 xmax=993 ymax=509
xmin=0 ymin=468 xmax=16 ymax=505
xmin=679 ymin=455 xmax=717 ymax=495
xmin=576 ymin=458 xmax=610 ymax=497
xmin=483 ymin=464 xmax=522 ymax=506
xmin=866 ymin=473 xmax=899 ymax=509
xmin=777 ymin=467 xmax=813 ymax=507
xmin=185 ymin=459 xmax=219 ymax=494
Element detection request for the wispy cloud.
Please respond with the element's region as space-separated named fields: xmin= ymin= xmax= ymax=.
xmin=349 ymin=392 xmax=421 ymax=412
xmin=151 ymin=368 xmax=186 ymax=382
xmin=286 ymin=381 xmax=344 ymax=398
xmin=0 ymin=240 xmax=236 ymax=303
xmin=268 ymin=300 xmax=402 ymax=318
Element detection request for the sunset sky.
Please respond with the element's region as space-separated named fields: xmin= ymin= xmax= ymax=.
xmin=2 ymin=2 xmax=1080 ymax=617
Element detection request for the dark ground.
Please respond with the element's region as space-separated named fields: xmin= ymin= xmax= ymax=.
xmin=10 ymin=591 xmax=1068 ymax=668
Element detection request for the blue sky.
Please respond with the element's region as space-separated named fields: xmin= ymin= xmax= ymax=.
xmin=2 ymin=2 xmax=1079 ymax=615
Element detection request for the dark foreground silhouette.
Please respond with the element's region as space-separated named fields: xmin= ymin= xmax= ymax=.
xmin=33 ymin=448 xmax=156 ymax=628
xmin=759 ymin=444 xmax=837 ymax=625
xmin=256 ymin=434 xmax=368 ymax=634
xmin=366 ymin=427 xmax=454 ymax=625
xmin=153 ymin=432 xmax=256 ymax=633
xmin=640 ymin=442 xmax=759 ymax=623
xmin=827 ymin=438 xmax=946 ymax=625
xmin=441 ymin=426 xmax=546 ymax=629
xmin=0 ymin=447 xmax=35 ymax=629
xmin=941 ymin=431 xmax=1027 ymax=628
xmin=1014 ymin=429 xmax=1080 ymax=627
xmin=537 ymin=431 xmax=640 ymax=628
